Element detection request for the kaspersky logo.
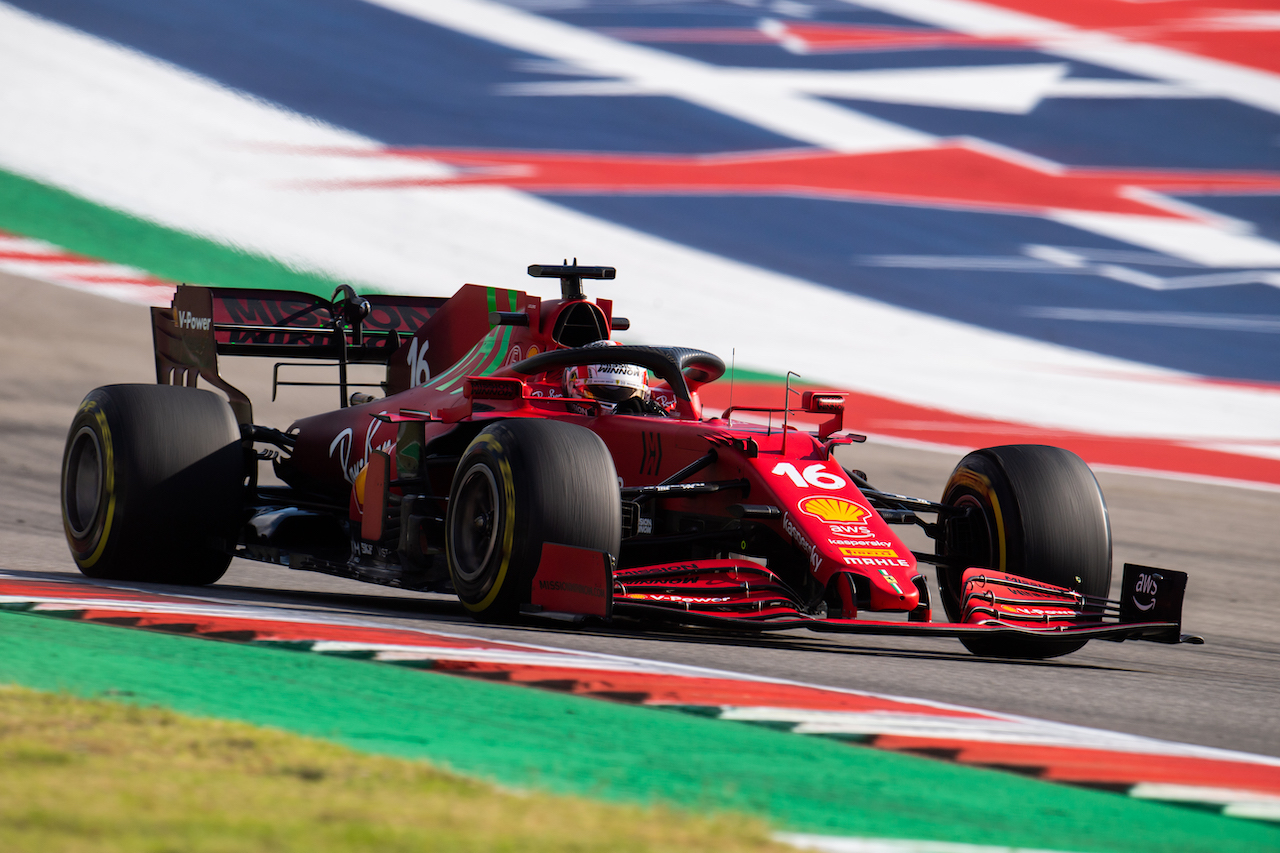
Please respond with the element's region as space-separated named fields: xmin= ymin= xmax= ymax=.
xmin=799 ymin=496 xmax=869 ymax=524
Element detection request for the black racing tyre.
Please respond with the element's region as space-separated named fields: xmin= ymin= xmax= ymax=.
xmin=61 ymin=385 xmax=245 ymax=585
xmin=936 ymin=445 xmax=1111 ymax=659
xmin=445 ymin=419 xmax=621 ymax=621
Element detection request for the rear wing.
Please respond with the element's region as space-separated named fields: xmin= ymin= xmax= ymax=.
xmin=152 ymin=284 xmax=444 ymax=422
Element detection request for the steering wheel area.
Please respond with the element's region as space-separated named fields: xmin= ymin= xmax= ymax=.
xmin=500 ymin=345 xmax=725 ymax=402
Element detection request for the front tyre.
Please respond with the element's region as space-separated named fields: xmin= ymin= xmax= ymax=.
xmin=61 ymin=385 xmax=245 ymax=585
xmin=936 ymin=445 xmax=1111 ymax=659
xmin=446 ymin=419 xmax=621 ymax=621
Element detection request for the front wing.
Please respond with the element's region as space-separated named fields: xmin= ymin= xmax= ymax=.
xmin=530 ymin=551 xmax=1201 ymax=648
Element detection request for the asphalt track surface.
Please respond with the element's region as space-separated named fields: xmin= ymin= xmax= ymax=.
xmin=4 ymin=269 xmax=1279 ymax=759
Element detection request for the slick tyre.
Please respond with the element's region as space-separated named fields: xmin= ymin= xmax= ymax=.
xmin=61 ymin=385 xmax=245 ymax=586
xmin=936 ymin=445 xmax=1111 ymax=659
xmin=445 ymin=419 xmax=621 ymax=622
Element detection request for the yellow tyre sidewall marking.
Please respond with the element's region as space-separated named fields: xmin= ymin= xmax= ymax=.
xmin=948 ymin=467 xmax=1006 ymax=574
xmin=69 ymin=401 xmax=117 ymax=569
xmin=459 ymin=432 xmax=517 ymax=613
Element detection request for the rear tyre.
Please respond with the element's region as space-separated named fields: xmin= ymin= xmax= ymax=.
xmin=936 ymin=445 xmax=1111 ymax=659
xmin=446 ymin=419 xmax=621 ymax=622
xmin=61 ymin=385 xmax=245 ymax=585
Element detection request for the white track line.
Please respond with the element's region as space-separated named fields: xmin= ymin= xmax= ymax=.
xmin=777 ymin=834 xmax=1077 ymax=853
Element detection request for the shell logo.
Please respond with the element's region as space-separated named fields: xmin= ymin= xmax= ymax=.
xmin=799 ymin=496 xmax=869 ymax=524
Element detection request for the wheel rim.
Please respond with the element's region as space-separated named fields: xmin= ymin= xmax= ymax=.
xmin=949 ymin=493 xmax=995 ymax=569
xmin=449 ymin=463 xmax=500 ymax=583
xmin=939 ymin=492 xmax=995 ymax=616
xmin=64 ymin=426 xmax=103 ymax=539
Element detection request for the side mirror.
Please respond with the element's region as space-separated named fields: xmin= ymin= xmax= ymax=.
xmin=802 ymin=391 xmax=845 ymax=439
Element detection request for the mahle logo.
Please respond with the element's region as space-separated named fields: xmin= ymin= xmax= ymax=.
xmin=799 ymin=496 xmax=868 ymax=524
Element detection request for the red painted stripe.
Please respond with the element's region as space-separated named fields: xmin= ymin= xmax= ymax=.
xmin=603 ymin=24 xmax=1029 ymax=53
xmin=433 ymin=661 xmax=990 ymax=718
xmin=0 ymin=579 xmax=195 ymax=604
xmin=0 ymin=229 xmax=176 ymax=294
xmin=59 ymin=274 xmax=173 ymax=286
xmin=56 ymin=604 xmax=992 ymax=717
xmin=341 ymin=144 xmax=1280 ymax=222
xmin=0 ymin=250 xmax=93 ymax=263
xmin=66 ymin=607 xmax=561 ymax=653
xmin=9 ymin=577 xmax=1280 ymax=803
xmin=0 ymin=578 xmax=555 ymax=653
xmin=970 ymin=0 xmax=1280 ymax=76
xmin=698 ymin=380 xmax=1280 ymax=488
xmin=778 ymin=23 xmax=1029 ymax=53
xmin=875 ymin=735 xmax=1280 ymax=796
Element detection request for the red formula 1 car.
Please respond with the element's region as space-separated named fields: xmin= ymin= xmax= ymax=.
xmin=60 ymin=263 xmax=1200 ymax=658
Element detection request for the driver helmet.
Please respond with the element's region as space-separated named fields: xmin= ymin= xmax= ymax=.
xmin=564 ymin=340 xmax=649 ymax=404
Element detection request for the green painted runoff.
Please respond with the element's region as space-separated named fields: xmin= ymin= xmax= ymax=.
xmin=2 ymin=610 xmax=1275 ymax=853
xmin=0 ymin=167 xmax=346 ymax=298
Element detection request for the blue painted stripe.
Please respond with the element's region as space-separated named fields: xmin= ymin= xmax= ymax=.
xmin=10 ymin=0 xmax=793 ymax=152
xmin=554 ymin=194 xmax=1280 ymax=381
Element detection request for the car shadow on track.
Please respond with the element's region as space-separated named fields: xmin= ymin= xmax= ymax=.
xmin=2 ymin=569 xmax=1138 ymax=673
xmin=244 ymin=583 xmax=1135 ymax=673
xmin=520 ymin=619 xmax=1136 ymax=672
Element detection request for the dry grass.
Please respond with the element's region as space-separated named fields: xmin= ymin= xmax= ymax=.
xmin=0 ymin=685 xmax=789 ymax=853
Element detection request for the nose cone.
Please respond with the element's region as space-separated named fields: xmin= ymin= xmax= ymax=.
xmin=868 ymin=568 xmax=920 ymax=612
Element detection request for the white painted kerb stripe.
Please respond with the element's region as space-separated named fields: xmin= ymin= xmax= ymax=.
xmin=777 ymin=832 xmax=1077 ymax=853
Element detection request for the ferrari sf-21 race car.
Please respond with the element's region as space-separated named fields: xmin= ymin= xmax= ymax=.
xmin=61 ymin=263 xmax=1201 ymax=659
